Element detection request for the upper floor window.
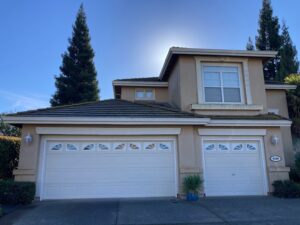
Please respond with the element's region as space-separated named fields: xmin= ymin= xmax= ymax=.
xmin=203 ymin=65 xmax=242 ymax=103
xmin=135 ymin=88 xmax=155 ymax=100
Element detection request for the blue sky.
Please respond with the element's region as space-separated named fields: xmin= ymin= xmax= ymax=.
xmin=0 ymin=0 xmax=299 ymax=113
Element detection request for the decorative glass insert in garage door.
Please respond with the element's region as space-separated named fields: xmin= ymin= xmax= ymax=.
xmin=49 ymin=141 xmax=172 ymax=152
xmin=204 ymin=141 xmax=258 ymax=152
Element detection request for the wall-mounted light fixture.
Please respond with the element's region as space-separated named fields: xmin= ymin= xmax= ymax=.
xmin=24 ymin=133 xmax=33 ymax=144
xmin=271 ymin=135 xmax=279 ymax=146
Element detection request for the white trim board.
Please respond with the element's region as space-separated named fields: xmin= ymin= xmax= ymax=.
xmin=3 ymin=116 xmax=211 ymax=125
xmin=208 ymin=119 xmax=292 ymax=127
xmin=198 ymin=128 xmax=267 ymax=136
xmin=4 ymin=116 xmax=291 ymax=127
xmin=36 ymin=127 xmax=182 ymax=135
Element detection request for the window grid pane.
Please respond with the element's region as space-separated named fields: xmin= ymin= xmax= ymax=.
xmin=205 ymin=87 xmax=222 ymax=102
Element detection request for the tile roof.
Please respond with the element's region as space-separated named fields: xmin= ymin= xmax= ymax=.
xmin=6 ymin=99 xmax=288 ymax=121
xmin=6 ymin=99 xmax=203 ymax=118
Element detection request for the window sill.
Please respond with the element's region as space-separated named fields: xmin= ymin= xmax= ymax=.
xmin=191 ymin=104 xmax=264 ymax=111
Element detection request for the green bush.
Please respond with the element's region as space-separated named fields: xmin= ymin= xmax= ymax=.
xmin=0 ymin=180 xmax=35 ymax=205
xmin=290 ymin=153 xmax=300 ymax=182
xmin=273 ymin=180 xmax=300 ymax=198
xmin=183 ymin=175 xmax=202 ymax=194
xmin=0 ymin=136 xmax=20 ymax=179
xmin=290 ymin=168 xmax=300 ymax=183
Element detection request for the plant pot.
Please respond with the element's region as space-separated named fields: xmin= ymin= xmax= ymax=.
xmin=186 ymin=192 xmax=199 ymax=201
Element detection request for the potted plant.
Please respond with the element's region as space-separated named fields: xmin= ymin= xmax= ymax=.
xmin=183 ymin=175 xmax=202 ymax=201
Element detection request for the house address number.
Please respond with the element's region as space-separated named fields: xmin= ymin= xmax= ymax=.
xmin=270 ymin=155 xmax=281 ymax=162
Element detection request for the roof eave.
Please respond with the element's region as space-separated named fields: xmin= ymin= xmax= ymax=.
xmin=3 ymin=116 xmax=291 ymax=127
xmin=3 ymin=116 xmax=210 ymax=125
xmin=159 ymin=47 xmax=278 ymax=80
xmin=112 ymin=81 xmax=168 ymax=87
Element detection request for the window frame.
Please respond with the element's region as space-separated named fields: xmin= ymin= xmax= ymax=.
xmin=135 ymin=88 xmax=155 ymax=101
xmin=201 ymin=63 xmax=244 ymax=104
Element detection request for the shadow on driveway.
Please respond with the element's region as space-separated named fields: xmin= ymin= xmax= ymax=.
xmin=1 ymin=197 xmax=300 ymax=225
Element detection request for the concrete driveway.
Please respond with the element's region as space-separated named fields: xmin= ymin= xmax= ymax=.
xmin=1 ymin=197 xmax=300 ymax=225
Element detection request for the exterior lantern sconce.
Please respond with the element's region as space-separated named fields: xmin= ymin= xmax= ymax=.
xmin=24 ymin=133 xmax=33 ymax=144
xmin=270 ymin=135 xmax=279 ymax=146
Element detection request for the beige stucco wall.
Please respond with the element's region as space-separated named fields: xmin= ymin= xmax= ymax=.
xmin=15 ymin=124 xmax=290 ymax=197
xmin=14 ymin=125 xmax=41 ymax=182
xmin=266 ymin=90 xmax=289 ymax=117
xmin=266 ymin=89 xmax=294 ymax=165
xmin=120 ymin=86 xmax=169 ymax=102
xmin=247 ymin=58 xmax=268 ymax=113
xmin=168 ymin=60 xmax=181 ymax=108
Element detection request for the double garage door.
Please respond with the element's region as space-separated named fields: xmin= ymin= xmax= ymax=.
xmin=41 ymin=138 xmax=176 ymax=200
xmin=40 ymin=137 xmax=267 ymax=199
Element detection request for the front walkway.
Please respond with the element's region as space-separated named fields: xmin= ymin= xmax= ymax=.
xmin=1 ymin=197 xmax=300 ymax=225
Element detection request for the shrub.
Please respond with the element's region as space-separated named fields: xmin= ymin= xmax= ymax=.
xmin=273 ymin=180 xmax=300 ymax=198
xmin=290 ymin=168 xmax=300 ymax=183
xmin=290 ymin=153 xmax=300 ymax=182
xmin=0 ymin=136 xmax=21 ymax=179
xmin=183 ymin=175 xmax=202 ymax=194
xmin=0 ymin=180 xmax=35 ymax=205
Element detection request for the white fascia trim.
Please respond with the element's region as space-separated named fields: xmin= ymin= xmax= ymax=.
xmin=198 ymin=128 xmax=267 ymax=136
xmin=169 ymin=48 xmax=277 ymax=58
xmin=36 ymin=127 xmax=181 ymax=135
xmin=207 ymin=119 xmax=292 ymax=127
xmin=3 ymin=116 xmax=211 ymax=125
xmin=112 ymin=81 xmax=168 ymax=87
xmin=265 ymin=84 xmax=297 ymax=90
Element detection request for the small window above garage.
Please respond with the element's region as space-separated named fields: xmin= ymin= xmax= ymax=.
xmin=135 ymin=88 xmax=155 ymax=100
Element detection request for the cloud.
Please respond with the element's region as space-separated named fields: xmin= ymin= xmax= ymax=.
xmin=0 ymin=90 xmax=50 ymax=113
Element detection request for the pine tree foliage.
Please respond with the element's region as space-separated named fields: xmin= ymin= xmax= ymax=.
xmin=50 ymin=4 xmax=99 ymax=106
xmin=246 ymin=37 xmax=255 ymax=50
xmin=255 ymin=0 xmax=281 ymax=81
xmin=276 ymin=22 xmax=299 ymax=82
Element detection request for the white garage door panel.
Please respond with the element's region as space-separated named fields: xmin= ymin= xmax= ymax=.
xmin=203 ymin=140 xmax=266 ymax=196
xmin=42 ymin=139 xmax=176 ymax=199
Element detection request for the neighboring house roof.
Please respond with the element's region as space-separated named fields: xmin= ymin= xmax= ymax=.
xmin=3 ymin=99 xmax=291 ymax=127
xmin=159 ymin=47 xmax=278 ymax=81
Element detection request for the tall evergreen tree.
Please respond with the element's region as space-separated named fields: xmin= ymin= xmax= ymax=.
xmin=276 ymin=22 xmax=299 ymax=81
xmin=246 ymin=37 xmax=255 ymax=50
xmin=50 ymin=4 xmax=99 ymax=106
xmin=255 ymin=0 xmax=281 ymax=81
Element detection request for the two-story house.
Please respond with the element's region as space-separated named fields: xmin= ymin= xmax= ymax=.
xmin=4 ymin=47 xmax=296 ymax=200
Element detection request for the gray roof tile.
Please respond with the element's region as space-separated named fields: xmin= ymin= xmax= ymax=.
xmin=7 ymin=99 xmax=202 ymax=118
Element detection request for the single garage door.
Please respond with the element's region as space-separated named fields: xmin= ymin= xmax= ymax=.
xmin=41 ymin=138 xmax=176 ymax=200
xmin=203 ymin=139 xmax=267 ymax=196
